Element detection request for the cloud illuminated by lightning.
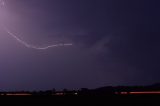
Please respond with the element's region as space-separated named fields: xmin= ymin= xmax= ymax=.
xmin=0 ymin=0 xmax=73 ymax=50
xmin=0 ymin=0 xmax=4 ymax=6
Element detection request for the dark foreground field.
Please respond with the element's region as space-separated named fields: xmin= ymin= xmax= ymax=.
xmin=0 ymin=95 xmax=159 ymax=105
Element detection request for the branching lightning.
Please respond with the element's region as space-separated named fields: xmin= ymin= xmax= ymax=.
xmin=0 ymin=0 xmax=73 ymax=50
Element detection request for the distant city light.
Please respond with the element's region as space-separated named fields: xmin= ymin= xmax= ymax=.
xmin=74 ymin=92 xmax=78 ymax=95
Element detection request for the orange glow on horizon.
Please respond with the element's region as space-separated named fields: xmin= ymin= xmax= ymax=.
xmin=118 ymin=91 xmax=160 ymax=95
xmin=130 ymin=91 xmax=160 ymax=94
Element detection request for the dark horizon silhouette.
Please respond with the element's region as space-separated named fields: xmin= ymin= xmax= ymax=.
xmin=0 ymin=83 xmax=160 ymax=97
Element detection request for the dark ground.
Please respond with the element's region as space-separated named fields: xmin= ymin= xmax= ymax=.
xmin=0 ymin=95 xmax=159 ymax=105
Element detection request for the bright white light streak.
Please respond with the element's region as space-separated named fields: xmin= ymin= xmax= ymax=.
xmin=3 ymin=27 xmax=72 ymax=50
xmin=0 ymin=0 xmax=73 ymax=50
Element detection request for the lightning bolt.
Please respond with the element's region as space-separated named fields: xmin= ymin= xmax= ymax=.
xmin=3 ymin=27 xmax=72 ymax=50
xmin=1 ymin=0 xmax=73 ymax=50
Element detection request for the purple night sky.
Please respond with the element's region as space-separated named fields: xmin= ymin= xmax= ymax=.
xmin=0 ymin=0 xmax=160 ymax=91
